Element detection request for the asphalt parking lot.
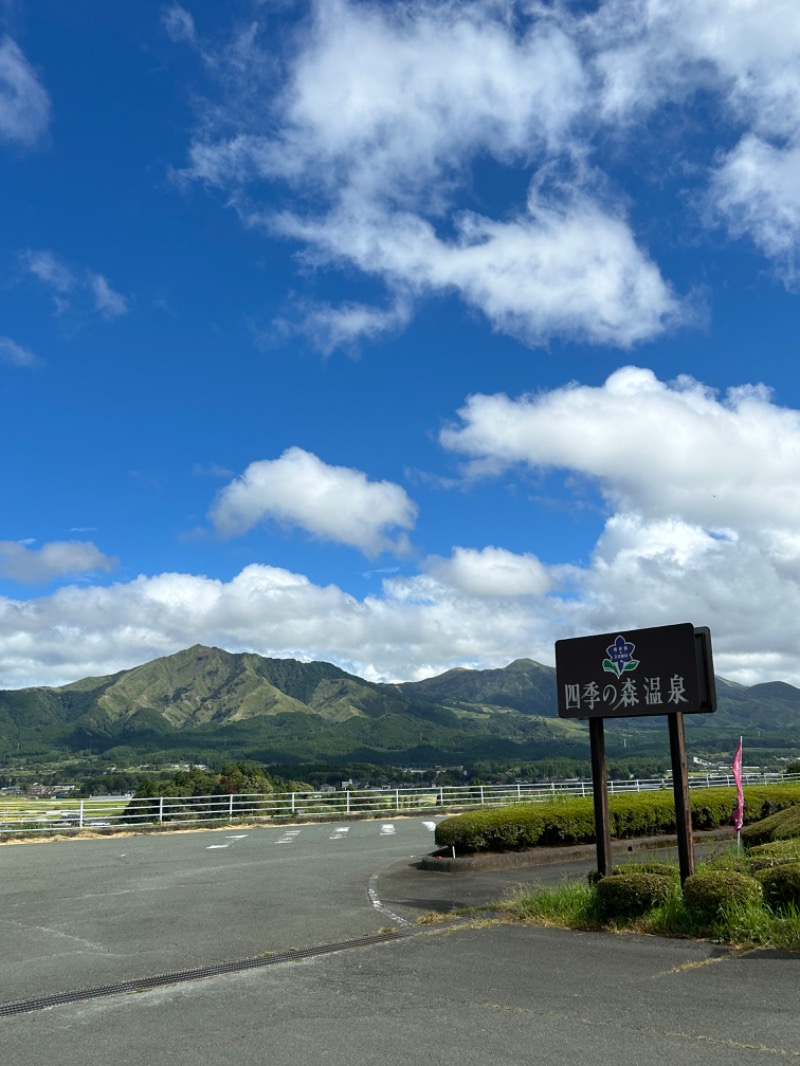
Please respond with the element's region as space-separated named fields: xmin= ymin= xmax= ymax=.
xmin=2 ymin=820 xmax=799 ymax=1065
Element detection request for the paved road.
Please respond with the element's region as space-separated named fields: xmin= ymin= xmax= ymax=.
xmin=0 ymin=818 xmax=443 ymax=1001
xmin=3 ymin=821 xmax=799 ymax=1066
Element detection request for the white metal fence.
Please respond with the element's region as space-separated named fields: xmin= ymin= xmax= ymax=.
xmin=1 ymin=771 xmax=797 ymax=837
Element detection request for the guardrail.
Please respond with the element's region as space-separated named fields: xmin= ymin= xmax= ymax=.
xmin=1 ymin=772 xmax=797 ymax=837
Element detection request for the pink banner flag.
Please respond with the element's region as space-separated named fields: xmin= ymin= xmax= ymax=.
xmin=732 ymin=737 xmax=744 ymax=831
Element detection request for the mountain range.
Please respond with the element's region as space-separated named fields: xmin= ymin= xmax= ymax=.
xmin=1 ymin=644 xmax=799 ymax=767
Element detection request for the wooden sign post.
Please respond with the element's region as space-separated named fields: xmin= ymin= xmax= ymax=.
xmin=555 ymin=624 xmax=716 ymax=884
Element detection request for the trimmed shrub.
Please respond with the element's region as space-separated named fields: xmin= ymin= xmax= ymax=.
xmin=747 ymin=841 xmax=800 ymax=874
xmin=748 ymin=839 xmax=800 ymax=856
xmin=757 ymin=862 xmax=800 ymax=911
xmin=596 ymin=872 xmax=672 ymax=917
xmin=616 ymin=861 xmax=680 ymax=878
xmin=742 ymin=806 xmax=800 ymax=847
xmin=588 ymin=861 xmax=678 ymax=886
xmin=682 ymin=871 xmax=763 ymax=921
xmin=434 ymin=784 xmax=800 ymax=855
xmin=434 ymin=803 xmax=548 ymax=853
xmin=609 ymin=793 xmax=675 ymax=837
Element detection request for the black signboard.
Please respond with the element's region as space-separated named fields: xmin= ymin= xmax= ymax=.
xmin=555 ymin=623 xmax=715 ymax=720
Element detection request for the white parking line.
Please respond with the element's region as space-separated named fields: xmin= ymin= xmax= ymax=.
xmin=206 ymin=844 xmax=228 ymax=850
xmin=276 ymin=829 xmax=301 ymax=844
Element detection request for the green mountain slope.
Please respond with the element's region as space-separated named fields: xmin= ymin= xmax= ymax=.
xmin=0 ymin=644 xmax=798 ymax=766
xmin=387 ymin=657 xmax=558 ymax=715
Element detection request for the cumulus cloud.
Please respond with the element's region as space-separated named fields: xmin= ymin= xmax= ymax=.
xmin=435 ymin=365 xmax=800 ymax=684
xmin=3 ymin=361 xmax=800 ymax=687
xmin=441 ymin=366 xmax=800 ymax=536
xmin=4 ymin=366 xmax=800 ymax=688
xmin=209 ymin=447 xmax=417 ymax=555
xmin=0 ymin=563 xmax=553 ymax=688
xmin=0 ymin=37 xmax=50 ymax=147
xmin=423 ymin=546 xmax=551 ymax=599
xmin=20 ymin=250 xmax=129 ymax=319
xmin=555 ymin=512 xmax=800 ymax=685
xmin=2 ymin=536 xmax=799 ymax=691
xmin=0 ymin=540 xmax=118 ymax=584
xmin=711 ymin=137 xmax=800 ymax=284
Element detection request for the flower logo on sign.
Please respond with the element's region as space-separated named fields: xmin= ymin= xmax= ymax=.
xmin=603 ymin=635 xmax=639 ymax=679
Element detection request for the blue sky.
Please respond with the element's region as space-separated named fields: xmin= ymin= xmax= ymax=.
xmin=2 ymin=0 xmax=800 ymax=689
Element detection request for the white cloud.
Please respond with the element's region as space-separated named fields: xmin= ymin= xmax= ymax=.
xmin=278 ymin=295 xmax=413 ymax=355
xmin=181 ymin=0 xmax=682 ymax=350
xmin=0 ymin=37 xmax=50 ymax=147
xmin=583 ymin=0 xmax=800 ymax=282
xmin=174 ymin=0 xmax=800 ymax=335
xmin=434 ymin=365 xmax=800 ymax=684
xmin=423 ymin=546 xmax=551 ymax=598
xmin=209 ymin=447 xmax=417 ymax=556
xmin=0 ymin=336 xmax=38 ymax=367
xmin=89 ymin=273 xmax=130 ymax=319
xmin=585 ymin=0 xmax=800 ymax=127
xmin=557 ymin=512 xmax=800 ymax=686
xmin=0 ymin=562 xmax=565 ymax=689
xmin=2 ymin=536 xmax=799 ymax=690
xmin=274 ymin=188 xmax=682 ymax=348
xmin=20 ymin=249 xmax=75 ymax=293
xmin=3 ymin=369 xmax=800 ymax=688
xmin=441 ymin=366 xmax=800 ymax=536
xmin=711 ymin=136 xmax=800 ymax=284
xmin=20 ymin=250 xmax=129 ymax=319
xmin=162 ymin=4 xmax=197 ymax=45
xmin=0 ymin=541 xmax=118 ymax=584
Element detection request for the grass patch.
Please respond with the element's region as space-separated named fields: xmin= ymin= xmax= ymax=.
xmin=507 ymin=878 xmax=605 ymax=930
xmin=500 ymin=854 xmax=800 ymax=951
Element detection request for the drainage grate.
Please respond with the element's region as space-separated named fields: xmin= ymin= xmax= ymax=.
xmin=0 ymin=924 xmax=461 ymax=1018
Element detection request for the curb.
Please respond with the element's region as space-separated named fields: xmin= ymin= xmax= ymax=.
xmin=419 ymin=827 xmax=736 ymax=873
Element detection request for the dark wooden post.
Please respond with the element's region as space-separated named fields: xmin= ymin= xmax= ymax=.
xmin=668 ymin=712 xmax=695 ymax=884
xmin=590 ymin=717 xmax=612 ymax=877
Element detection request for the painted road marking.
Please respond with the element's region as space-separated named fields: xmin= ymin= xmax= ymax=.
xmin=367 ymin=865 xmax=409 ymax=927
xmin=422 ymin=821 xmax=436 ymax=831
xmin=380 ymin=824 xmax=396 ymax=835
xmin=276 ymin=830 xmax=301 ymax=844
xmin=330 ymin=827 xmax=350 ymax=839
xmin=206 ymin=844 xmax=229 ymax=850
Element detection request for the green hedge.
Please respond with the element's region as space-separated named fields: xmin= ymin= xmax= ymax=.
xmin=597 ymin=872 xmax=673 ymax=918
xmin=742 ymin=806 xmax=800 ymax=847
xmin=757 ymin=862 xmax=800 ymax=911
xmin=434 ymin=785 xmax=800 ymax=854
xmin=682 ymin=870 xmax=763 ymax=920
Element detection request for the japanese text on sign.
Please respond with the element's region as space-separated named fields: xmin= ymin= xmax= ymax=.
xmin=563 ymin=674 xmax=689 ymax=715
